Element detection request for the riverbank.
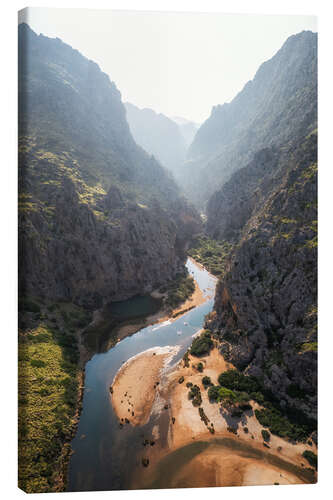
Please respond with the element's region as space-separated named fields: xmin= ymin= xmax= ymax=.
xmin=127 ymin=346 xmax=317 ymax=488
xmin=110 ymin=346 xmax=179 ymax=426
xmin=111 ymin=272 xmax=208 ymax=344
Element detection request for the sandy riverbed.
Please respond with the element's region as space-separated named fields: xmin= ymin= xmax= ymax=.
xmin=124 ymin=346 xmax=317 ymax=488
xmin=110 ymin=346 xmax=179 ymax=426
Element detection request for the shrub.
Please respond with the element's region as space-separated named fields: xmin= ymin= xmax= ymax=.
xmin=302 ymin=450 xmax=317 ymax=470
xmin=190 ymin=331 xmax=213 ymax=357
xmin=183 ymin=351 xmax=190 ymax=368
xmin=218 ymin=386 xmax=237 ymax=402
xmin=255 ymin=407 xmax=309 ymax=441
xmin=198 ymin=407 xmax=209 ymax=425
xmin=164 ymin=272 xmax=195 ymax=309
xmin=261 ymin=429 xmax=270 ymax=442
xmin=250 ymin=391 xmax=265 ymax=404
xmin=188 ymin=385 xmax=202 ymax=407
xmin=187 ymin=237 xmax=233 ymax=278
xmin=197 ymin=362 xmax=204 ymax=372
xmin=218 ymin=369 xmax=261 ymax=393
xmin=202 ymin=376 xmax=212 ymax=387
xmin=235 ymin=392 xmax=251 ymax=403
xmin=208 ymin=385 xmax=220 ymax=402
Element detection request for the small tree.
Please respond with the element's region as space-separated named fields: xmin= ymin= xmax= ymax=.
xmin=208 ymin=385 xmax=220 ymax=402
xmin=202 ymin=376 xmax=212 ymax=387
xmin=261 ymin=429 xmax=270 ymax=442
xmin=302 ymin=450 xmax=317 ymax=470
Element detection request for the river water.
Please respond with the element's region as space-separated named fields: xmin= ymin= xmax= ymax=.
xmin=68 ymin=258 xmax=217 ymax=491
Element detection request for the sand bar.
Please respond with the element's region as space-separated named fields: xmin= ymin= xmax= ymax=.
xmin=132 ymin=347 xmax=317 ymax=488
xmin=111 ymin=346 xmax=179 ymax=426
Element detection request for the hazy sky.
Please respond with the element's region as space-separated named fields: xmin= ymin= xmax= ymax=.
xmin=19 ymin=8 xmax=317 ymax=123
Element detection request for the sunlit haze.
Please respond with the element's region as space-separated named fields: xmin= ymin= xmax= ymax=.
xmin=19 ymin=8 xmax=317 ymax=123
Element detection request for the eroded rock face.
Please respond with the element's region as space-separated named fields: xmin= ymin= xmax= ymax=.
xmin=179 ymin=30 xmax=317 ymax=208
xmin=18 ymin=23 xmax=201 ymax=308
xmin=206 ymin=132 xmax=317 ymax=421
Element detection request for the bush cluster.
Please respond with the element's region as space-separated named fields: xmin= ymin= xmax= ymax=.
xmin=164 ymin=271 xmax=195 ymax=309
xmin=188 ymin=236 xmax=233 ymax=277
xmin=190 ymin=331 xmax=213 ymax=357
xmin=302 ymin=450 xmax=317 ymax=470
xmin=188 ymin=385 xmax=202 ymax=407
xmin=261 ymin=429 xmax=270 ymax=442
xmin=255 ymin=406 xmax=310 ymax=442
xmin=208 ymin=369 xmax=314 ymax=441
xmin=202 ymin=376 xmax=212 ymax=387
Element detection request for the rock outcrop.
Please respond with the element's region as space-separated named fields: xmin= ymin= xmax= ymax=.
xmin=18 ymin=23 xmax=200 ymax=308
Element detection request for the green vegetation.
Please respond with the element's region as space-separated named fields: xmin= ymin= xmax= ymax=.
xmin=202 ymin=376 xmax=212 ymax=388
xmin=197 ymin=362 xmax=204 ymax=372
xmin=208 ymin=369 xmax=314 ymax=441
xmin=162 ymin=271 xmax=195 ymax=310
xmin=18 ymin=298 xmax=92 ymax=493
xmin=218 ymin=386 xmax=237 ymax=402
xmin=18 ymin=323 xmax=81 ymax=492
xmin=208 ymin=385 xmax=221 ymax=402
xmin=183 ymin=351 xmax=190 ymax=368
xmin=261 ymin=429 xmax=270 ymax=442
xmin=302 ymin=450 xmax=318 ymax=470
xmin=188 ymin=236 xmax=233 ymax=277
xmin=254 ymin=406 xmax=310 ymax=442
xmin=300 ymin=342 xmax=318 ymax=353
xmin=190 ymin=330 xmax=213 ymax=357
xmin=217 ymin=369 xmax=260 ymax=394
xmin=207 ymin=384 xmax=249 ymax=408
xmin=188 ymin=385 xmax=202 ymax=407
xmin=198 ymin=407 xmax=210 ymax=427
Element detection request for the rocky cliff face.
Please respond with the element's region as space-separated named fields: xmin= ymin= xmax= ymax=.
xmin=206 ymin=130 xmax=317 ymax=421
xmin=180 ymin=31 xmax=317 ymax=208
xmin=18 ymin=23 xmax=200 ymax=308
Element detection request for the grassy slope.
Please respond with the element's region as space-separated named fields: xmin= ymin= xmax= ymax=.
xmin=18 ymin=301 xmax=91 ymax=492
xmin=188 ymin=236 xmax=233 ymax=277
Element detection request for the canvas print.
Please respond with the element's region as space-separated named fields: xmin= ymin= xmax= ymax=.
xmin=18 ymin=8 xmax=318 ymax=493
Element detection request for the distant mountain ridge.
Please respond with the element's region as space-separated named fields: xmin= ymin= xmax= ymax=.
xmin=124 ymin=102 xmax=187 ymax=175
xmin=124 ymin=103 xmax=199 ymax=175
xmin=172 ymin=116 xmax=200 ymax=149
xmin=178 ymin=30 xmax=317 ymax=208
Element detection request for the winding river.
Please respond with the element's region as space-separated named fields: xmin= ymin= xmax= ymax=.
xmin=68 ymin=258 xmax=217 ymax=491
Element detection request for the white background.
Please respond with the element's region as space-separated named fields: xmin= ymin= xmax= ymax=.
xmin=1 ymin=1 xmax=331 ymax=499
